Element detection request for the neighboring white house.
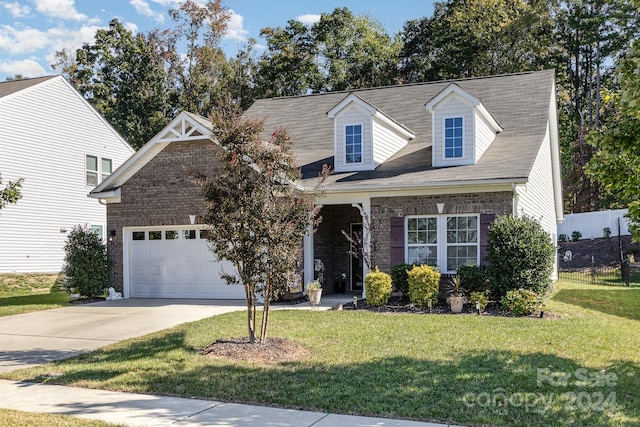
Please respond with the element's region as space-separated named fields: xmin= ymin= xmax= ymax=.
xmin=0 ymin=76 xmax=134 ymax=273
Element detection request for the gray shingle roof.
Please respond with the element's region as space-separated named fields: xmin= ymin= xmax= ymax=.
xmin=0 ymin=76 xmax=57 ymax=99
xmin=245 ymin=70 xmax=555 ymax=190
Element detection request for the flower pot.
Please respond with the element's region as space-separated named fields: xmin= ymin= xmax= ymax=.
xmin=308 ymin=288 xmax=322 ymax=305
xmin=448 ymin=296 xmax=465 ymax=313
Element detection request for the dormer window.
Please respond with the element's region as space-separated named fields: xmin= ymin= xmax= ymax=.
xmin=345 ymin=124 xmax=363 ymax=164
xmin=426 ymin=84 xmax=502 ymax=167
xmin=444 ymin=117 xmax=463 ymax=158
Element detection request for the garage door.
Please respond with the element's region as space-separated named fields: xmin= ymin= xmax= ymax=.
xmin=127 ymin=226 xmax=245 ymax=299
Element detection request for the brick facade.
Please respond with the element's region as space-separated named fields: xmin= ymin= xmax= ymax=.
xmin=371 ymin=191 xmax=514 ymax=272
xmin=106 ymin=139 xmax=222 ymax=292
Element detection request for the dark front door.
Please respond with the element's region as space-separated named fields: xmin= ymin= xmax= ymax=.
xmin=350 ymin=223 xmax=363 ymax=291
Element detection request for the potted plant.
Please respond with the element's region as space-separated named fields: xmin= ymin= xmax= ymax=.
xmin=305 ymin=280 xmax=323 ymax=305
xmin=445 ymin=274 xmax=467 ymax=313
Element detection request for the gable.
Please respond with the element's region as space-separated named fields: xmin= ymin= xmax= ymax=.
xmin=91 ymin=111 xmax=213 ymax=201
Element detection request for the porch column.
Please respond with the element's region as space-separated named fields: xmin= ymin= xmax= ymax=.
xmin=352 ymin=200 xmax=371 ymax=298
xmin=303 ymin=222 xmax=314 ymax=288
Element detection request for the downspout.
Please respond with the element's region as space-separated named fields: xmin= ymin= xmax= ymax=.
xmin=512 ymin=182 xmax=518 ymax=216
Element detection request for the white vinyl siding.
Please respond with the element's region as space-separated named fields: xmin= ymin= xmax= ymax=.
xmin=432 ymin=97 xmax=473 ymax=167
xmin=333 ymin=105 xmax=372 ymax=172
xmin=0 ymin=76 xmax=134 ymax=273
xmin=372 ymin=117 xmax=410 ymax=166
xmin=474 ymin=109 xmax=498 ymax=162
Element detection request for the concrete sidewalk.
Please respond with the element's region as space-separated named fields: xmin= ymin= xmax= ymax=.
xmin=0 ymin=380 xmax=458 ymax=427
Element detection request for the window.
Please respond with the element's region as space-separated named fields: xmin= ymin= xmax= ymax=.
xmin=184 ymin=230 xmax=197 ymax=239
xmin=444 ymin=117 xmax=463 ymax=158
xmin=406 ymin=215 xmax=479 ymax=272
xmin=407 ymin=217 xmax=438 ymax=266
xmin=90 ymin=225 xmax=103 ymax=240
xmin=101 ymin=158 xmax=112 ymax=181
xmin=149 ymin=231 xmax=162 ymax=240
xmin=345 ymin=125 xmax=362 ymax=164
xmin=86 ymin=155 xmax=98 ymax=186
xmin=446 ymin=216 xmax=478 ymax=271
xmin=165 ymin=230 xmax=179 ymax=240
xmin=132 ymin=231 xmax=145 ymax=240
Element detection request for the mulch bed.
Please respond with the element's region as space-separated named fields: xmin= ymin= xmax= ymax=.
xmin=198 ymin=337 xmax=309 ymax=364
xmin=342 ymin=296 xmax=558 ymax=319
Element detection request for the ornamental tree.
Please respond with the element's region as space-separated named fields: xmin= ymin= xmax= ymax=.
xmin=199 ymin=101 xmax=325 ymax=343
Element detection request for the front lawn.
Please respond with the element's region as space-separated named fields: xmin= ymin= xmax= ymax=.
xmin=2 ymin=280 xmax=639 ymax=427
xmin=0 ymin=273 xmax=70 ymax=317
xmin=0 ymin=409 xmax=123 ymax=426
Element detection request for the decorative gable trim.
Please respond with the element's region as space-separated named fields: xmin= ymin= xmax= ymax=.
xmin=425 ymin=84 xmax=502 ymax=133
xmin=90 ymin=111 xmax=213 ymax=200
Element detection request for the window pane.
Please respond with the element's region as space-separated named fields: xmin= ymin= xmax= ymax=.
xmin=90 ymin=225 xmax=103 ymax=240
xmin=132 ymin=231 xmax=145 ymax=240
xmin=102 ymin=158 xmax=112 ymax=174
xmin=184 ymin=230 xmax=196 ymax=239
xmin=86 ymin=155 xmax=97 ymax=171
xmin=345 ymin=124 xmax=362 ymax=164
xmin=165 ymin=230 xmax=178 ymax=240
xmin=200 ymin=229 xmax=211 ymax=239
xmin=149 ymin=231 xmax=162 ymax=240
xmin=86 ymin=171 xmax=98 ymax=186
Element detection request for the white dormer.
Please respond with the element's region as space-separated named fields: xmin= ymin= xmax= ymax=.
xmin=425 ymin=84 xmax=502 ymax=167
xmin=328 ymin=93 xmax=415 ymax=173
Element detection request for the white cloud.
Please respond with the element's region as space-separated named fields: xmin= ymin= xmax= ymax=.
xmin=29 ymin=0 xmax=90 ymax=22
xmin=296 ymin=14 xmax=321 ymax=26
xmin=130 ymin=0 xmax=165 ymax=23
xmin=123 ymin=21 xmax=139 ymax=34
xmin=0 ymin=58 xmax=46 ymax=77
xmin=224 ymin=10 xmax=249 ymax=42
xmin=2 ymin=2 xmax=31 ymax=18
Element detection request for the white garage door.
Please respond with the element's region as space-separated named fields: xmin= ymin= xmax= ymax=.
xmin=126 ymin=226 xmax=245 ymax=299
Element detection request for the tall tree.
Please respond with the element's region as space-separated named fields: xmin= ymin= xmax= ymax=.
xmin=254 ymin=20 xmax=322 ymax=97
xmin=555 ymin=0 xmax=639 ymax=213
xmin=53 ymin=19 xmax=173 ymax=150
xmin=0 ymin=175 xmax=23 ymax=210
xmin=199 ymin=101 xmax=325 ymax=343
xmin=586 ymin=39 xmax=640 ymax=240
xmin=400 ymin=0 xmax=558 ymax=82
xmin=166 ymin=0 xmax=232 ymax=115
xmin=312 ymin=7 xmax=402 ymax=91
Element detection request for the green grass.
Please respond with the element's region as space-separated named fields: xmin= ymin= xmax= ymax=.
xmin=0 ymin=409 xmax=124 ymax=426
xmin=0 ymin=273 xmax=71 ymax=317
xmin=2 ymin=281 xmax=639 ymax=427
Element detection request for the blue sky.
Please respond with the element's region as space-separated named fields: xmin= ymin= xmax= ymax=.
xmin=0 ymin=0 xmax=435 ymax=81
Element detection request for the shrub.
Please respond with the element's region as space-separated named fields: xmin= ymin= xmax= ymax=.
xmin=571 ymin=230 xmax=582 ymax=241
xmin=603 ymin=227 xmax=611 ymax=238
xmin=407 ymin=265 xmax=440 ymax=307
xmin=487 ymin=214 xmax=555 ymax=298
xmin=501 ymin=288 xmax=540 ymax=316
xmin=470 ymin=290 xmax=490 ymax=312
xmin=558 ymin=234 xmax=568 ymax=242
xmin=365 ymin=267 xmax=392 ymax=307
xmin=457 ymin=264 xmax=490 ymax=293
xmin=63 ymin=225 xmax=110 ymax=298
xmin=390 ymin=263 xmax=415 ymax=295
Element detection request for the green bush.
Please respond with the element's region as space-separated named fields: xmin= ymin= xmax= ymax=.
xmin=407 ymin=265 xmax=440 ymax=307
xmin=571 ymin=230 xmax=582 ymax=241
xmin=365 ymin=267 xmax=392 ymax=307
xmin=457 ymin=264 xmax=490 ymax=293
xmin=487 ymin=214 xmax=555 ymax=298
xmin=501 ymin=288 xmax=540 ymax=316
xmin=390 ymin=263 xmax=415 ymax=295
xmin=469 ymin=290 xmax=490 ymax=312
xmin=63 ymin=225 xmax=110 ymax=298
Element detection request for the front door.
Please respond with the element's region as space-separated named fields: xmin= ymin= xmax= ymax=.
xmin=350 ymin=223 xmax=363 ymax=291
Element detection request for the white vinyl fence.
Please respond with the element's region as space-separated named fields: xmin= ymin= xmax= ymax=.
xmin=557 ymin=209 xmax=630 ymax=240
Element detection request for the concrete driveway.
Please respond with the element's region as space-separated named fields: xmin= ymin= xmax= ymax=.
xmin=0 ymin=299 xmax=246 ymax=373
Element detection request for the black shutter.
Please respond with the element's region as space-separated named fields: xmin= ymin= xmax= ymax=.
xmin=479 ymin=213 xmax=496 ymax=265
xmin=390 ymin=216 xmax=405 ymax=266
